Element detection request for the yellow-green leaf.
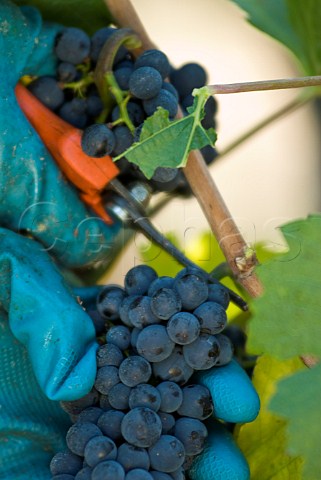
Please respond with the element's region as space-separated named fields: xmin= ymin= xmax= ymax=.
xmin=270 ymin=363 xmax=321 ymax=480
xmin=235 ymin=354 xmax=304 ymax=480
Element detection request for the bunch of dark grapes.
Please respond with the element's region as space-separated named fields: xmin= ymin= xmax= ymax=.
xmin=26 ymin=26 xmax=218 ymax=195
xmin=50 ymin=265 xmax=235 ymax=480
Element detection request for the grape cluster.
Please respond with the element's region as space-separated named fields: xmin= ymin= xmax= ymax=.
xmin=26 ymin=25 xmax=218 ymax=195
xmin=50 ymin=265 xmax=234 ymax=479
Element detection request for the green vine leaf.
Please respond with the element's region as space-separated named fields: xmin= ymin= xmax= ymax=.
xmin=230 ymin=0 xmax=321 ymax=75
xmin=270 ymin=363 xmax=321 ymax=480
xmin=14 ymin=0 xmax=112 ymax=35
xmin=247 ymin=215 xmax=321 ymax=358
xmin=113 ymin=86 xmax=217 ymax=179
xmin=235 ymin=355 xmax=304 ymax=480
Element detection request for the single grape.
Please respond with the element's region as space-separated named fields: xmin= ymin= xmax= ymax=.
xmin=136 ymin=325 xmax=175 ymax=362
xmin=200 ymin=145 xmax=218 ymax=166
xmin=177 ymin=384 xmax=213 ymax=420
xmin=94 ymin=365 xmax=119 ymax=395
xmin=108 ymin=382 xmax=131 ymax=410
xmin=129 ymin=383 xmax=161 ymax=411
xmin=166 ymin=312 xmax=200 ymax=345
xmin=90 ymin=26 xmax=127 ymax=64
xmin=96 ymin=285 xmax=126 ymax=321
xmin=215 ymin=333 xmax=234 ymax=366
xmin=147 ymin=276 xmax=174 ymax=297
xmin=75 ymin=467 xmax=93 ymax=479
xmin=130 ymin=326 xmax=141 ymax=349
xmin=112 ymin=125 xmax=134 ymax=156
xmin=119 ymin=295 xmax=140 ymax=327
xmin=162 ymin=81 xmax=179 ymax=100
xmin=173 ymin=272 xmax=208 ymax=310
xmin=156 ymin=381 xmax=183 ymax=413
xmin=119 ymin=355 xmax=152 ymax=387
xmin=152 ymin=346 xmax=194 ymax=385
xmin=207 ymin=283 xmax=230 ymax=309
xmin=134 ymin=49 xmax=170 ymax=79
xmin=66 ymin=422 xmax=102 ymax=456
xmin=117 ymin=443 xmax=150 ymax=472
xmin=151 ymin=167 xmax=178 ymax=184
xmin=97 ymin=410 xmax=125 ymax=441
xmin=143 ymin=89 xmax=178 ymax=118
xmin=150 ymin=288 xmax=182 ymax=320
xmin=112 ymin=101 xmax=145 ymax=127
xmin=129 ymin=66 xmax=162 ymax=100
xmin=171 ymin=467 xmax=186 ymax=480
xmin=57 ymin=62 xmax=78 ymax=82
xmin=81 ymin=124 xmax=115 ymax=157
xmin=128 ymin=296 xmax=159 ymax=328
xmin=124 ymin=265 xmax=158 ymax=295
xmin=55 ymin=27 xmax=90 ymax=64
xmin=148 ymin=435 xmax=185 ymax=473
xmin=59 ymin=99 xmax=87 ymax=128
xmin=174 ymin=417 xmax=208 ymax=456
xmin=170 ymin=63 xmax=207 ymax=98
xmin=106 ymin=325 xmax=131 ymax=350
xmin=121 ymin=407 xmax=162 ymax=447
xmin=84 ymin=435 xmax=117 ymax=467
xmin=96 ymin=343 xmax=124 ymax=368
xmin=223 ymin=324 xmax=246 ymax=353
xmin=99 ymin=394 xmax=112 ymax=411
xmin=76 ymin=407 xmax=104 ymax=424
xmin=50 ymin=450 xmax=83 ymax=476
xmin=183 ymin=333 xmax=220 ymax=370
xmin=150 ymin=472 xmax=172 ymax=480
xmin=125 ymin=469 xmax=154 ymax=480
xmin=86 ymin=94 xmax=104 ymax=118
xmin=114 ymin=66 xmax=134 ymax=90
xmin=193 ymin=301 xmax=227 ymax=335
xmin=28 ymin=76 xmax=64 ymax=111
xmin=91 ymin=460 xmax=125 ymax=480
xmin=158 ymin=411 xmax=175 ymax=434
xmin=201 ymin=96 xmax=218 ymax=129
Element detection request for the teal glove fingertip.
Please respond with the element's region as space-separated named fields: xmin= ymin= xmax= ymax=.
xmin=189 ymin=420 xmax=250 ymax=480
xmin=197 ymin=359 xmax=260 ymax=423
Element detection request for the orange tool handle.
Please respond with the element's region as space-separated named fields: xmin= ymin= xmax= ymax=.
xmin=15 ymin=82 xmax=120 ymax=223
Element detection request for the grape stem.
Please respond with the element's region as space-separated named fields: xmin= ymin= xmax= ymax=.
xmin=209 ymin=76 xmax=321 ymax=95
xmin=104 ymin=0 xmax=263 ymax=299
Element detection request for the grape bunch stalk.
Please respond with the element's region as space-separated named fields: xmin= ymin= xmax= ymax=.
xmin=26 ymin=25 xmax=218 ymax=196
xmin=50 ymin=265 xmax=236 ymax=480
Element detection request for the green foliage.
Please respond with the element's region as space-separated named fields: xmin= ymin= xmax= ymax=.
xmin=14 ymin=0 xmax=112 ymax=35
xmin=113 ymin=87 xmax=216 ymax=178
xmin=270 ymin=363 xmax=321 ymax=480
xmin=231 ymin=0 xmax=321 ymax=75
xmin=247 ymin=215 xmax=321 ymax=358
xmin=246 ymin=215 xmax=321 ymax=478
xmin=236 ymin=355 xmax=304 ymax=480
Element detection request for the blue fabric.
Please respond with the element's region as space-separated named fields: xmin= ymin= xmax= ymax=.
xmin=0 ymin=2 xmax=260 ymax=479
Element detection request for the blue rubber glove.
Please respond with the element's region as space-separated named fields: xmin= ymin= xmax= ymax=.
xmin=0 ymin=2 xmax=120 ymax=479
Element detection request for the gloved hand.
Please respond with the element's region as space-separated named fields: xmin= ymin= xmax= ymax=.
xmin=0 ymin=2 xmax=120 ymax=479
xmin=0 ymin=3 xmax=260 ymax=480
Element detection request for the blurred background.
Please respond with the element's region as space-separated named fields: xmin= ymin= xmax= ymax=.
xmin=100 ymin=0 xmax=321 ymax=284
